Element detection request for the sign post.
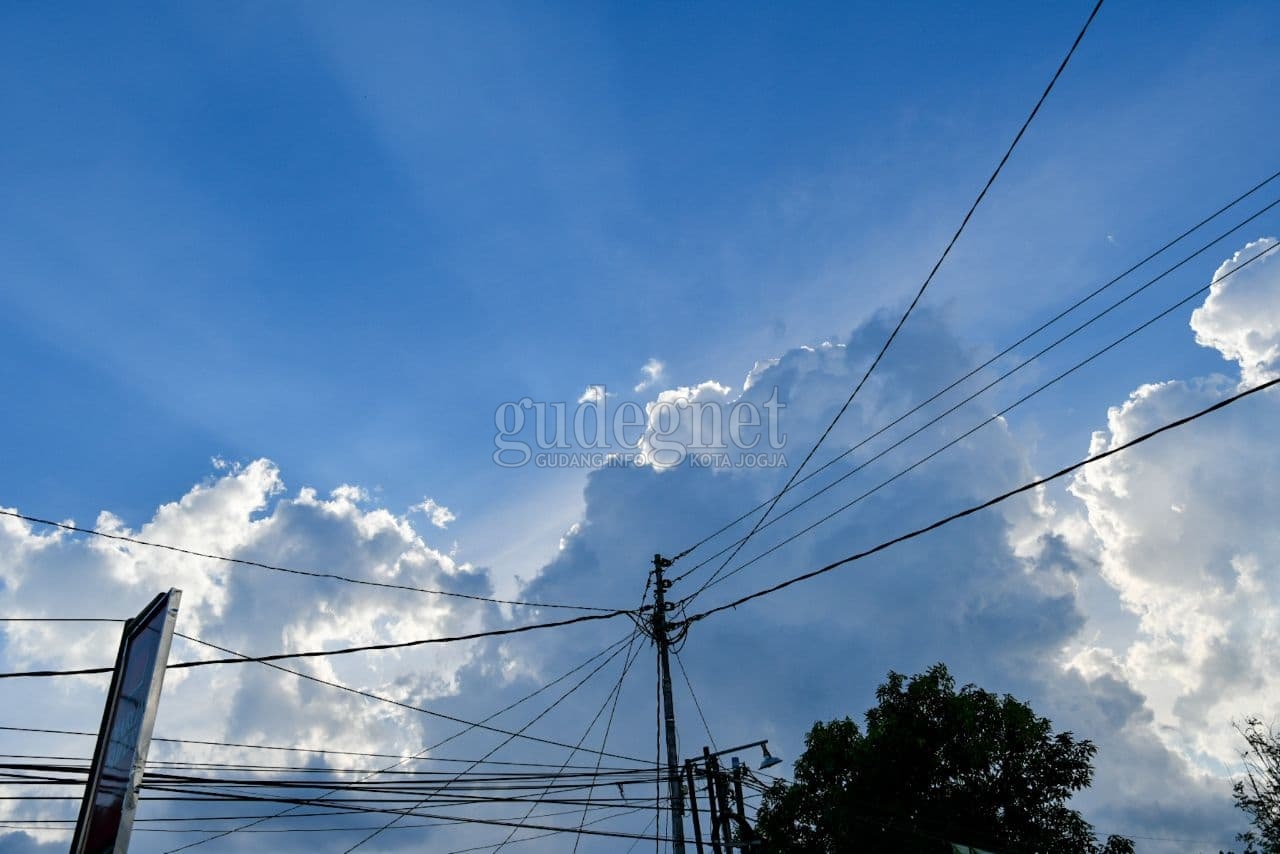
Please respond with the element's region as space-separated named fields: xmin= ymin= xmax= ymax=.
xmin=71 ymin=589 xmax=182 ymax=854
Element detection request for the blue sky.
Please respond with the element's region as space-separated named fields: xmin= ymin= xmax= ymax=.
xmin=5 ymin=1 xmax=1276 ymax=527
xmin=3 ymin=2 xmax=1280 ymax=851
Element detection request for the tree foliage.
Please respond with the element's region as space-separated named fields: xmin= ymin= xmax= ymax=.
xmin=756 ymin=663 xmax=1130 ymax=853
xmin=1233 ymin=716 xmax=1280 ymax=854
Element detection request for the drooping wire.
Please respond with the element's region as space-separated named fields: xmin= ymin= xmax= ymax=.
xmin=0 ymin=805 xmax=652 ymax=839
xmin=0 ymin=508 xmax=617 ymax=613
xmin=0 ymin=617 xmax=124 ymax=622
xmin=173 ymin=633 xmax=648 ymax=763
xmin=134 ymin=784 xmax=680 ymax=844
xmin=478 ymin=571 xmax=657 ymax=852
xmin=668 ymin=168 xmax=1280 ymax=584
xmin=0 ymin=726 xmax=635 ymax=769
xmin=490 ymin=632 xmax=648 ymax=853
xmin=673 ymin=651 xmax=717 ymax=753
xmin=338 ymin=629 xmax=644 ymax=853
xmin=0 ymin=610 xmax=634 ymax=680
xmin=684 ymin=374 xmax=1280 ymax=624
xmin=679 ymin=231 xmax=1280 ymax=605
xmin=334 ymin=570 xmax=663 ymax=853
xmin=160 ymin=632 xmax=640 ymax=853
xmin=572 ymin=634 xmax=646 ymax=853
xmin=668 ymin=0 xmax=1106 ymax=586
xmin=441 ymin=807 xmax=653 ymax=853
xmin=623 ymin=813 xmax=659 ymax=854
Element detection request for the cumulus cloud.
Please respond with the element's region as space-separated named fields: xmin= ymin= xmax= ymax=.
xmin=0 ymin=466 xmax=537 ymax=851
xmin=9 ymin=277 xmax=1275 ymax=849
xmin=411 ymin=496 xmax=457 ymax=528
xmin=1067 ymin=376 xmax=1280 ymax=763
xmin=576 ymin=383 xmax=611 ymax=405
xmin=528 ymin=301 xmax=1276 ymax=850
xmin=1190 ymin=236 xmax=1280 ymax=385
xmin=636 ymin=379 xmax=734 ymax=470
xmin=1032 ymin=236 xmax=1280 ymax=843
xmin=743 ymin=357 xmax=780 ymax=391
xmin=632 ymin=357 xmax=665 ymax=392
xmin=523 ymin=308 xmax=1237 ymax=848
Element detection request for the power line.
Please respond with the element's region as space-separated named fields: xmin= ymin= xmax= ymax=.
xmin=489 ymin=635 xmax=647 ymax=853
xmin=0 ymin=507 xmax=616 ymax=612
xmin=624 ymin=812 xmax=659 ymax=854
xmin=0 ymin=765 xmax=661 ymax=802
xmin=573 ymin=628 xmax=643 ymax=853
xmin=130 ymin=777 xmax=653 ymax=806
xmin=0 ymin=609 xmax=634 ymax=679
xmin=679 ymin=230 xmax=1280 ymax=604
xmin=339 ymin=630 xmax=646 ymax=852
xmin=673 ymin=651 xmax=717 ymax=753
xmin=0 ymin=804 xmax=651 ymax=835
xmin=444 ymin=807 xmax=652 ymax=854
xmin=683 ymin=374 xmax=1280 ymax=623
xmin=343 ymin=578 xmax=658 ymax=852
xmin=132 ymin=785 xmax=680 ymax=844
xmin=0 ymin=726 xmax=628 ymax=769
xmin=671 ymin=0 xmax=1106 ymax=583
xmin=687 ymin=186 xmax=1274 ymax=599
xmin=172 ymin=633 xmax=650 ymax=764
xmin=668 ymin=166 xmax=1280 ymax=582
xmin=173 ymin=580 xmax=660 ymax=852
xmin=140 ymin=757 xmax=642 ymax=774
xmin=0 ymin=617 xmax=124 ymax=622
xmin=0 ymin=762 xmax=658 ymax=787
xmin=159 ymin=632 xmax=643 ymax=853
xmin=520 ymin=579 xmax=655 ymax=854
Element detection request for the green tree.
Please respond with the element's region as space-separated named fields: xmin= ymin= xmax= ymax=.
xmin=1233 ymin=716 xmax=1280 ymax=854
xmin=756 ymin=664 xmax=1131 ymax=853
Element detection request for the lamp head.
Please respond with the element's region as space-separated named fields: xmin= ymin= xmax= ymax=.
xmin=759 ymin=743 xmax=782 ymax=770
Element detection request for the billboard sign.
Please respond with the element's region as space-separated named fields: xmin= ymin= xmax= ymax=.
xmin=71 ymin=589 xmax=182 ymax=854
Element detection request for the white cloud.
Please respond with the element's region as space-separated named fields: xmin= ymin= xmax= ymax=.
xmin=411 ymin=496 xmax=457 ymax=528
xmin=558 ymin=521 xmax=581 ymax=551
xmin=576 ymin=383 xmax=610 ymax=404
xmin=1066 ymin=372 xmax=1280 ymax=765
xmin=1190 ymin=236 xmax=1280 ymax=385
xmin=637 ymin=379 xmax=733 ymax=470
xmin=523 ymin=307 xmax=1258 ymax=850
xmin=1057 ymin=237 xmax=1280 ymax=787
xmin=743 ymin=357 xmax=780 ymax=391
xmin=632 ymin=357 xmax=665 ymax=392
xmin=0 ymin=465 xmax=524 ymax=850
xmin=6 ymin=295 xmax=1271 ymax=850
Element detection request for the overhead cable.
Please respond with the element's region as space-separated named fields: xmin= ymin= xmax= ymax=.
xmin=670 ymin=0 xmax=1106 ymax=578
xmin=160 ymin=632 xmax=641 ymax=853
xmin=670 ymin=166 xmax=1280 ymax=580
xmin=0 ymin=507 xmax=615 ymax=612
xmin=684 ymin=374 xmax=1280 ymax=623
xmin=0 ymin=609 xmax=633 ymax=680
xmin=173 ymin=633 xmax=649 ymax=764
xmin=679 ymin=229 xmax=1280 ymax=602
xmin=337 ymin=631 xmax=645 ymax=853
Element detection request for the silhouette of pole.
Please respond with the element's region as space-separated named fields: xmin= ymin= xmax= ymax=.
xmin=653 ymin=553 xmax=687 ymax=854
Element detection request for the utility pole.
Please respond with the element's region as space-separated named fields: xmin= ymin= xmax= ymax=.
xmin=652 ymin=553 xmax=687 ymax=854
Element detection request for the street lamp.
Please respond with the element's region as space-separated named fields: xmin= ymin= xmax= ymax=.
xmin=688 ymin=739 xmax=782 ymax=772
xmin=758 ymin=743 xmax=782 ymax=771
xmin=682 ymin=740 xmax=781 ymax=852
